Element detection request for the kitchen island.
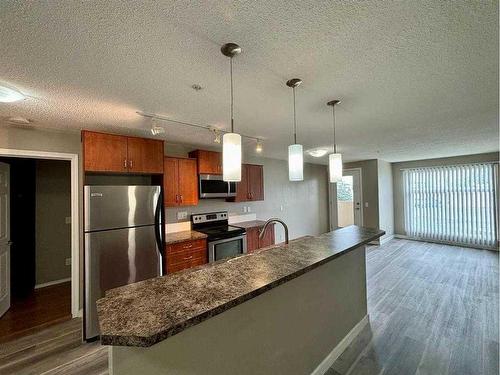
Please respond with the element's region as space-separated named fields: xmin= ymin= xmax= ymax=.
xmin=97 ymin=225 xmax=384 ymax=375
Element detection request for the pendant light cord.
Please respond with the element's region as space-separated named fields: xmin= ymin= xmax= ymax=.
xmin=293 ymin=87 xmax=297 ymax=144
xmin=332 ymin=105 xmax=337 ymax=154
xmin=230 ymin=57 xmax=234 ymax=133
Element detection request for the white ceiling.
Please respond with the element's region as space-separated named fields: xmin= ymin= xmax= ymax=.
xmin=0 ymin=1 xmax=498 ymax=163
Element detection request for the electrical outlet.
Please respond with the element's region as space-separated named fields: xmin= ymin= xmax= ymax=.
xmin=247 ymin=206 xmax=252 ymax=213
xmin=280 ymin=205 xmax=284 ymax=211
xmin=177 ymin=211 xmax=188 ymax=220
xmin=65 ymin=216 xmax=71 ymax=224
xmin=65 ymin=258 xmax=71 ymax=266
xmin=243 ymin=206 xmax=247 ymax=213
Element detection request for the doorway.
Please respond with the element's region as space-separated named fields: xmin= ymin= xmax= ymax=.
xmin=0 ymin=149 xmax=79 ymax=341
xmin=329 ymin=168 xmax=363 ymax=229
xmin=0 ymin=158 xmax=73 ymax=341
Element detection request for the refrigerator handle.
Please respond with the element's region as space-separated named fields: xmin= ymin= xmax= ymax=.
xmin=154 ymin=190 xmax=164 ymax=259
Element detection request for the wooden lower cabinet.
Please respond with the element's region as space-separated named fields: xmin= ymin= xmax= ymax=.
xmin=246 ymin=224 xmax=275 ymax=254
xmin=165 ymin=239 xmax=207 ymax=274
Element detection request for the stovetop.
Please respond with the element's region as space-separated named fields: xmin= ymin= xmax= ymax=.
xmin=195 ymin=225 xmax=246 ymax=240
xmin=191 ymin=211 xmax=246 ymax=241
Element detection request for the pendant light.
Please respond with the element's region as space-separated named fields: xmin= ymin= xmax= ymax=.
xmin=327 ymin=100 xmax=342 ymax=183
xmin=286 ymin=78 xmax=303 ymax=181
xmin=221 ymin=43 xmax=242 ymax=182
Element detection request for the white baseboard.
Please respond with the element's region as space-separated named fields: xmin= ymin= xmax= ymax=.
xmin=311 ymin=315 xmax=369 ymax=375
xmin=379 ymin=235 xmax=395 ymax=245
xmin=73 ymin=309 xmax=83 ymax=318
xmin=35 ymin=277 xmax=71 ymax=289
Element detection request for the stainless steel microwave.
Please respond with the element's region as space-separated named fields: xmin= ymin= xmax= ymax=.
xmin=199 ymin=174 xmax=237 ymax=198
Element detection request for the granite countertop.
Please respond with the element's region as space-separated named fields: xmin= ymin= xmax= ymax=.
xmin=165 ymin=230 xmax=207 ymax=245
xmin=97 ymin=225 xmax=384 ymax=347
xmin=231 ymin=220 xmax=268 ymax=229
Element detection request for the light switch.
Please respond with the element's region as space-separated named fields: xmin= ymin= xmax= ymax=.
xmin=364 ymin=202 xmax=369 ymax=208
xmin=65 ymin=216 xmax=71 ymax=224
xmin=243 ymin=206 xmax=247 ymax=213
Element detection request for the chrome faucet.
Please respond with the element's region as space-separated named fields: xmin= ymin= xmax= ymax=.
xmin=259 ymin=218 xmax=289 ymax=245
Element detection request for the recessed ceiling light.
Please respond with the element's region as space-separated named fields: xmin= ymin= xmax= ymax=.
xmin=307 ymin=148 xmax=329 ymax=157
xmin=6 ymin=116 xmax=33 ymax=125
xmin=0 ymin=84 xmax=26 ymax=103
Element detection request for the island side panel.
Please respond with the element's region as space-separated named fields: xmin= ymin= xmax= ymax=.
xmin=109 ymin=245 xmax=368 ymax=375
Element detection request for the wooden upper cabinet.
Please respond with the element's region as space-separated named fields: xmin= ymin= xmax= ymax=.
xmin=188 ymin=150 xmax=222 ymax=175
xmin=230 ymin=164 xmax=264 ymax=202
xmin=177 ymin=158 xmax=198 ymax=206
xmin=82 ymin=131 xmax=164 ymax=174
xmin=234 ymin=164 xmax=249 ymax=201
xmin=247 ymin=164 xmax=264 ymax=201
xmin=163 ymin=157 xmax=179 ymax=206
xmin=163 ymin=157 xmax=198 ymax=207
xmin=82 ymin=131 xmax=128 ymax=172
xmin=127 ymin=137 xmax=164 ymax=174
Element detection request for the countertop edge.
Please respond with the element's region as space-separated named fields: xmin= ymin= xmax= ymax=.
xmin=100 ymin=227 xmax=384 ymax=347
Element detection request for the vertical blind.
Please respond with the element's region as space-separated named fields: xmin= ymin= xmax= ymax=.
xmin=403 ymin=163 xmax=498 ymax=248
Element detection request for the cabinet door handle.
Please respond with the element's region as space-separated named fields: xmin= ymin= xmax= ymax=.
xmin=175 ymin=195 xmax=178 ymax=203
xmin=179 ymin=195 xmax=183 ymax=203
xmin=183 ymin=255 xmax=193 ymax=260
xmin=124 ymin=159 xmax=128 ymax=169
xmin=129 ymin=159 xmax=133 ymax=168
xmin=183 ymin=243 xmax=193 ymax=249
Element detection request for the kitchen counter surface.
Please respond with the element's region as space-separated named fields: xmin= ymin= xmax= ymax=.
xmin=164 ymin=230 xmax=207 ymax=245
xmin=97 ymin=225 xmax=384 ymax=347
xmin=231 ymin=220 xmax=268 ymax=229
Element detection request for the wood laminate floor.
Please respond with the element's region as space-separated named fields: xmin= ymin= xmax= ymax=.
xmin=0 ymin=239 xmax=497 ymax=374
xmin=330 ymin=239 xmax=499 ymax=375
xmin=0 ymin=282 xmax=72 ymax=342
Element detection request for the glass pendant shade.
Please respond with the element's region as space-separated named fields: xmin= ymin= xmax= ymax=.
xmin=288 ymin=144 xmax=304 ymax=181
xmin=329 ymin=153 xmax=343 ymax=183
xmin=223 ymin=133 xmax=241 ymax=182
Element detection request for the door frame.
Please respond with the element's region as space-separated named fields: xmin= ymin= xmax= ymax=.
xmin=329 ymin=167 xmax=364 ymax=230
xmin=0 ymin=148 xmax=80 ymax=318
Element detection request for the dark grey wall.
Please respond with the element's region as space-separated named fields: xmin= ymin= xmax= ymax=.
xmin=35 ymin=160 xmax=72 ymax=285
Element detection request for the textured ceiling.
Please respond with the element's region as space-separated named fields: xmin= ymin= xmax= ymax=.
xmin=0 ymin=1 xmax=498 ymax=163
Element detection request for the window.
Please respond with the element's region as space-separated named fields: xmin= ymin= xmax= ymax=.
xmin=403 ymin=163 xmax=498 ymax=248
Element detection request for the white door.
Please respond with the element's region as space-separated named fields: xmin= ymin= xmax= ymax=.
xmin=330 ymin=168 xmax=363 ymax=229
xmin=0 ymin=162 xmax=10 ymax=317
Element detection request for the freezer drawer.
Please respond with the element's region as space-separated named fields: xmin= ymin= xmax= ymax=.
xmin=84 ymin=185 xmax=160 ymax=232
xmin=85 ymin=225 xmax=161 ymax=339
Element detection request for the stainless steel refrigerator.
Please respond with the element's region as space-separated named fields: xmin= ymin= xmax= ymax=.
xmin=84 ymin=185 xmax=163 ymax=340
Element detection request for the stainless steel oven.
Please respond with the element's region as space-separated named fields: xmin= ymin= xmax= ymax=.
xmin=199 ymin=174 xmax=237 ymax=198
xmin=208 ymin=234 xmax=247 ymax=263
xmin=191 ymin=211 xmax=247 ymax=262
